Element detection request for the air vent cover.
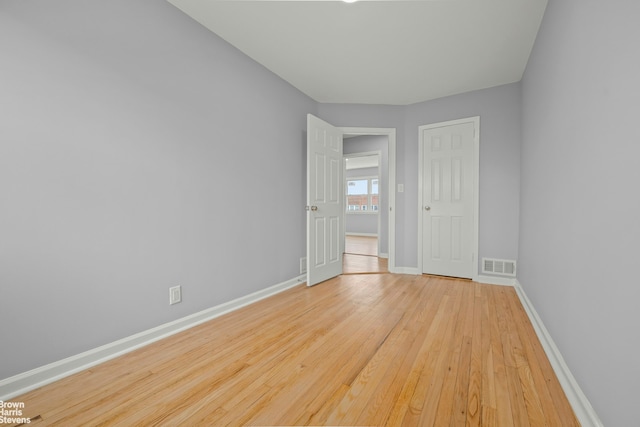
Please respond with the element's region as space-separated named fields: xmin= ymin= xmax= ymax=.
xmin=482 ymin=258 xmax=517 ymax=277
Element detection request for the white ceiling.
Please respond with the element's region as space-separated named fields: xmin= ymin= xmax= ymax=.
xmin=167 ymin=0 xmax=548 ymax=106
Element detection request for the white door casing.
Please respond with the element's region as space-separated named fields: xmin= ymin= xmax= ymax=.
xmin=419 ymin=117 xmax=479 ymax=279
xmin=307 ymin=114 xmax=343 ymax=286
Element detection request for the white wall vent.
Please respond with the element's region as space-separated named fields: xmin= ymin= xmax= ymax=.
xmin=482 ymin=258 xmax=517 ymax=277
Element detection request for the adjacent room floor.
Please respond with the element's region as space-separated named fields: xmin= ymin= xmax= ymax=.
xmin=343 ymin=235 xmax=388 ymax=275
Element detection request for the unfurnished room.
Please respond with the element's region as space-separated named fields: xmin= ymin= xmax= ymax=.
xmin=1 ymin=1 xmax=638 ymax=426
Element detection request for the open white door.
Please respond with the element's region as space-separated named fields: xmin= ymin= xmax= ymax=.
xmin=307 ymin=114 xmax=343 ymax=286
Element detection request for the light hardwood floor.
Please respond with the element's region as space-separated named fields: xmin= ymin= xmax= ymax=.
xmin=9 ymin=274 xmax=578 ymax=426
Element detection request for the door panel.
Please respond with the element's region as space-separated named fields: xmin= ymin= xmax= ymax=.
xmin=329 ymin=216 xmax=339 ymax=262
xmin=314 ymin=217 xmax=326 ymax=267
xmin=422 ymin=121 xmax=475 ymax=278
xmin=307 ymin=114 xmax=343 ymax=286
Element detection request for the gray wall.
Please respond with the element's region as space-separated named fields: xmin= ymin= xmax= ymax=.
xmin=405 ymin=84 xmax=522 ymax=273
xmin=320 ymin=83 xmax=522 ymax=273
xmin=0 ymin=0 xmax=315 ymax=379
xmin=519 ymin=1 xmax=640 ymax=425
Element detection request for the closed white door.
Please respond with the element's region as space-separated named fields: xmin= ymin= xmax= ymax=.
xmin=421 ymin=120 xmax=476 ymax=279
xmin=307 ymin=114 xmax=343 ymax=286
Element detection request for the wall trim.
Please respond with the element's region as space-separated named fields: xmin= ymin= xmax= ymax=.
xmin=392 ymin=266 xmax=420 ymax=275
xmin=514 ymin=280 xmax=603 ymax=427
xmin=0 ymin=274 xmax=306 ymax=401
xmin=345 ymin=232 xmax=377 ymax=237
xmin=476 ymin=274 xmax=516 ymax=287
xmin=391 ymin=272 xmax=516 ymax=285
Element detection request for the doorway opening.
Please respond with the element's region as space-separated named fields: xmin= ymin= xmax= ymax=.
xmin=343 ymin=151 xmax=386 ymax=274
xmin=343 ymin=235 xmax=388 ymax=274
xmin=340 ymin=128 xmax=396 ymax=274
xmin=305 ymin=117 xmax=396 ymax=286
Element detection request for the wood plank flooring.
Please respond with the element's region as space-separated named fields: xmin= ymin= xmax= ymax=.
xmin=8 ymin=274 xmax=578 ymax=426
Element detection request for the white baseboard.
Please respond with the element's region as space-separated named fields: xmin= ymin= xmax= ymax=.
xmin=391 ymin=271 xmax=515 ymax=283
xmin=379 ymin=252 xmax=388 ymax=259
xmin=345 ymin=232 xmax=377 ymax=237
xmin=475 ymin=274 xmax=516 ymax=287
xmin=0 ymin=274 xmax=306 ymax=401
xmin=391 ymin=266 xmax=420 ymax=275
xmin=514 ymin=280 xmax=603 ymax=427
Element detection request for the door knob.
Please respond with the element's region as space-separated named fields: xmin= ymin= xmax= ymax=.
xmin=424 ymin=206 xmax=431 ymax=211
xmin=311 ymin=206 xmax=318 ymax=211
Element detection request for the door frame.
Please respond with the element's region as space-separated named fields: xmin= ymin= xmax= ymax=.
xmin=417 ymin=117 xmax=479 ymax=281
xmin=340 ymin=127 xmax=396 ymax=273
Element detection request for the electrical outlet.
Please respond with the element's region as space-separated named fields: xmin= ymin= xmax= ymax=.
xmin=169 ymin=285 xmax=182 ymax=305
xmin=300 ymin=257 xmax=307 ymax=274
